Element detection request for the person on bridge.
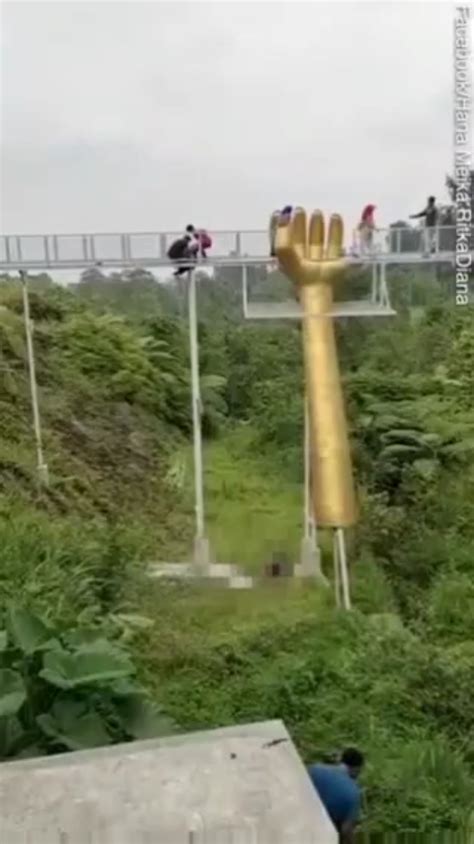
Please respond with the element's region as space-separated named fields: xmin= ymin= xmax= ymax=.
xmin=409 ymin=196 xmax=438 ymax=256
xmin=308 ymin=747 xmax=364 ymax=843
xmin=357 ymin=204 xmax=376 ymax=255
xmin=167 ymin=233 xmax=195 ymax=277
xmin=270 ymin=205 xmax=293 ymax=256
xmin=193 ymin=228 xmax=213 ymax=259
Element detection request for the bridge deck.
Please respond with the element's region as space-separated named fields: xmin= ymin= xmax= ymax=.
xmin=0 ymin=226 xmax=468 ymax=272
xmin=245 ymin=300 xmax=397 ymax=319
xmin=0 ymin=253 xmax=459 ymax=272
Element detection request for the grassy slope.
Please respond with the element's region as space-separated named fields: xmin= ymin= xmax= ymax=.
xmin=204 ymin=426 xmax=303 ymax=571
xmin=0 ymin=282 xmax=193 ymax=621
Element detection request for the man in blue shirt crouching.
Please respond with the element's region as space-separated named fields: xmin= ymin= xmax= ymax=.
xmin=308 ymin=748 xmax=364 ymax=843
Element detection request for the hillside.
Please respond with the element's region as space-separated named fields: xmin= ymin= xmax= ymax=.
xmin=1 ymin=269 xmax=474 ymax=835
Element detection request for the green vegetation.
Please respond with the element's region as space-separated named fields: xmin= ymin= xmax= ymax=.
xmin=0 ymin=605 xmax=173 ymax=760
xmin=1 ymin=259 xmax=474 ymax=835
xmin=204 ymin=426 xmax=303 ymax=569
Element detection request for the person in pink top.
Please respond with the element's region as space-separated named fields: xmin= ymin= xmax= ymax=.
xmin=357 ymin=204 xmax=376 ymax=255
xmin=194 ymin=229 xmax=212 ymax=259
xmin=187 ymin=227 xmax=212 ymax=261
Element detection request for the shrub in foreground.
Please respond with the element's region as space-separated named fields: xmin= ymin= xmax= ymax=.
xmin=0 ymin=606 xmax=174 ymax=761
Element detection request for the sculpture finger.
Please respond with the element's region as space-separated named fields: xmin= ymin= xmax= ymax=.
xmin=308 ymin=211 xmax=325 ymax=261
xmin=288 ymin=207 xmax=308 ymax=261
xmin=326 ymin=214 xmax=344 ymax=260
xmin=274 ymin=207 xmax=305 ymax=276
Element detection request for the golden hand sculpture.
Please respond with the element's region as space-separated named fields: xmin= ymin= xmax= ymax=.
xmin=272 ymin=207 xmax=357 ymax=527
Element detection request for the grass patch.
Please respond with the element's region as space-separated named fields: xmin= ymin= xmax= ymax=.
xmin=200 ymin=426 xmax=303 ymax=571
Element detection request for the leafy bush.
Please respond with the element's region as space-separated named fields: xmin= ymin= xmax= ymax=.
xmin=425 ymin=571 xmax=474 ymax=643
xmin=50 ymin=313 xmax=171 ymax=411
xmin=0 ymin=507 xmax=148 ymax=626
xmin=0 ymin=606 xmax=174 ymax=760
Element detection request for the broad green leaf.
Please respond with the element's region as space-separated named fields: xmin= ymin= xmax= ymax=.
xmin=0 ymin=631 xmax=8 ymax=652
xmin=35 ymin=698 xmax=87 ymax=742
xmin=39 ymin=646 xmax=134 ymax=690
xmin=115 ymin=695 xmax=176 ymax=740
xmin=51 ymin=698 xmax=88 ymax=722
xmin=110 ymin=678 xmax=142 ymax=697
xmin=0 ymin=715 xmax=25 ymax=759
xmin=37 ymin=710 xmax=112 ymax=751
xmin=63 ymin=630 xmax=113 ymax=649
xmin=0 ymin=669 xmax=26 ymax=717
xmin=7 ymin=607 xmax=56 ymax=655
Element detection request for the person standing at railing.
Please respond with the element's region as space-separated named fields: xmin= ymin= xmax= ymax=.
xmin=409 ymin=196 xmax=438 ymax=257
xmin=357 ymin=204 xmax=376 ymax=255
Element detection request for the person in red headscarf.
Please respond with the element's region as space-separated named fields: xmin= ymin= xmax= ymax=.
xmin=357 ymin=204 xmax=376 ymax=255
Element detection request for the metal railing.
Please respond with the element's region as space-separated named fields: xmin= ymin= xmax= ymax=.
xmin=0 ymin=226 xmax=471 ymax=272
xmin=350 ymin=224 xmax=472 ymax=257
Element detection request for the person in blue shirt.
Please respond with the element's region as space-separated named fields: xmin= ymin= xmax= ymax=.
xmin=308 ymin=747 xmax=364 ymax=843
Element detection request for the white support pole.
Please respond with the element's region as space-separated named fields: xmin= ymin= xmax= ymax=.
xmin=370 ymin=262 xmax=377 ymax=304
xmin=299 ymin=396 xmax=324 ymax=579
xmin=242 ymin=264 xmax=249 ymax=318
xmin=303 ymin=398 xmax=311 ymax=541
xmin=333 ymin=530 xmax=341 ymax=607
xmin=380 ymin=262 xmax=389 ymax=308
xmin=187 ymin=268 xmax=210 ymax=572
xmin=336 ymin=527 xmax=351 ymax=610
xmin=20 ymin=271 xmax=49 ymax=485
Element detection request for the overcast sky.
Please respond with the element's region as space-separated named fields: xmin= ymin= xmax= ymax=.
xmin=0 ymin=1 xmax=470 ymax=238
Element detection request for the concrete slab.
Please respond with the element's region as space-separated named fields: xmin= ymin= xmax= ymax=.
xmin=297 ymin=538 xmax=325 ymax=580
xmin=229 ymin=574 xmax=255 ymax=589
xmin=0 ymin=720 xmax=337 ymax=844
xmin=148 ymin=562 xmax=194 ymax=578
xmin=148 ymin=562 xmax=237 ymax=580
xmin=148 ymin=562 xmax=325 ymax=588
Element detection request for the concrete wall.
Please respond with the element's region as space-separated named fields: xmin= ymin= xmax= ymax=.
xmin=0 ymin=720 xmax=337 ymax=844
